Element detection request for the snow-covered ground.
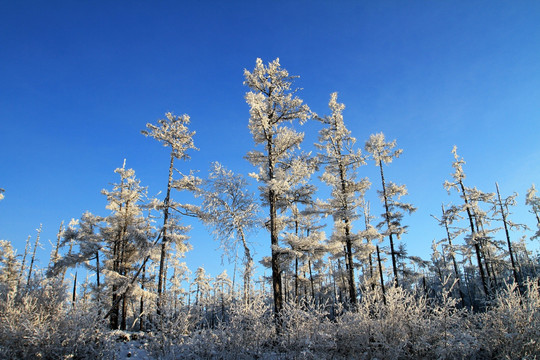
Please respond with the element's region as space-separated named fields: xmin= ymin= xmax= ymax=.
xmin=113 ymin=331 xmax=152 ymax=359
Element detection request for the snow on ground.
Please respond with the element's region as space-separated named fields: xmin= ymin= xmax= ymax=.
xmin=112 ymin=331 xmax=152 ymax=359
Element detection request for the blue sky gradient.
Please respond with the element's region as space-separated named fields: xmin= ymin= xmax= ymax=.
xmin=1 ymin=1 xmax=539 ymax=280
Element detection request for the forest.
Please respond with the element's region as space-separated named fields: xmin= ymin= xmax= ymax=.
xmin=1 ymin=58 xmax=539 ymax=359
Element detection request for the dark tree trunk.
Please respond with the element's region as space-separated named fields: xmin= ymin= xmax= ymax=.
xmin=376 ymin=245 xmax=387 ymax=306
xmin=379 ymin=161 xmax=399 ymax=287
xmin=157 ymin=153 xmax=175 ymax=316
xmin=459 ymin=180 xmax=489 ymax=297
xmin=441 ymin=205 xmax=466 ymax=308
xmin=72 ymin=271 xmax=77 ymax=307
xmin=267 ymin=143 xmax=283 ymax=326
xmin=140 ymin=265 xmax=145 ymax=331
xmin=496 ymin=183 xmax=522 ymax=292
xmin=308 ymin=259 xmax=315 ymax=301
xmin=27 ymin=225 xmax=42 ymax=287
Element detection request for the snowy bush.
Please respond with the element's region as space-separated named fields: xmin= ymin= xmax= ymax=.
xmin=164 ymin=295 xmax=276 ymax=359
xmin=0 ymin=280 xmax=114 ymax=359
xmin=278 ymin=300 xmax=336 ymax=356
xmin=330 ymin=285 xmax=478 ymax=360
xmin=475 ymin=280 xmax=540 ymax=359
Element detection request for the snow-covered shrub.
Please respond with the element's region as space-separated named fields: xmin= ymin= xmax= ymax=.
xmin=146 ymin=308 xmax=191 ymax=359
xmin=0 ymin=280 xmax=114 ymax=359
xmin=215 ymin=295 xmax=275 ymax=356
xmin=278 ymin=300 xmax=336 ymax=356
xmin=475 ymin=280 xmax=540 ymax=359
xmin=182 ymin=295 xmax=275 ymax=359
xmin=332 ymin=285 xmax=477 ymax=360
xmin=418 ymin=289 xmax=478 ymax=359
xmin=150 ymin=294 xmax=275 ymax=359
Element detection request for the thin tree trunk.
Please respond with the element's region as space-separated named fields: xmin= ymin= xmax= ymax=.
xmin=238 ymin=228 xmax=252 ymax=305
xmin=475 ymin=217 xmax=498 ymax=290
xmin=308 ymin=259 xmax=315 ymax=301
xmin=72 ymin=271 xmax=77 ymax=307
xmin=336 ymin=155 xmax=358 ymax=305
xmin=121 ymin=292 xmax=127 ymax=330
xmin=441 ymin=205 xmax=466 ymax=307
xmin=294 ymin=219 xmax=299 ymax=304
xmin=49 ymin=221 xmax=64 ymax=269
xmin=96 ymin=251 xmax=100 ymax=296
xmin=363 ymin=203 xmax=376 ymax=291
xmin=459 ymin=180 xmax=489 ymax=297
xmin=27 ymin=224 xmax=42 ymax=287
xmin=376 ymin=245 xmax=387 ymax=306
xmin=329 ymin=260 xmax=338 ymax=308
xmin=378 ymin=161 xmax=399 ymax=287
xmin=110 ymin=238 xmax=119 ymax=329
xmin=496 ymin=182 xmax=522 ymax=291
xmin=120 ymin=219 xmax=129 ymax=331
xmin=157 ymin=152 xmax=175 ymax=316
xmin=283 ymin=272 xmax=288 ymax=304
xmin=336 ymin=258 xmax=348 ymax=303
xmin=61 ymin=238 xmax=74 ymax=283
xmin=140 ymin=264 xmax=145 ymax=331
xmin=344 ymin=222 xmax=357 ymax=304
xmin=17 ymin=235 xmax=31 ymax=291
xmin=267 ymin=144 xmax=283 ymax=325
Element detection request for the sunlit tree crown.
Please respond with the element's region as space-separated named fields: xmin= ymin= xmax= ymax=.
xmin=142 ymin=112 xmax=197 ymax=160
xmin=244 ymin=58 xmax=310 ymax=148
xmin=364 ymin=132 xmax=402 ymax=165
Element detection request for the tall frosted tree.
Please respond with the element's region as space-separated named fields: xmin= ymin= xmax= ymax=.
xmin=359 ymin=201 xmax=382 ymax=291
xmin=492 ymin=183 xmax=523 ymax=290
xmin=101 ymin=162 xmax=151 ymax=329
xmin=197 ymin=162 xmax=259 ymax=302
xmin=142 ymin=112 xmax=199 ymax=316
xmin=444 ymin=146 xmax=490 ymax=297
xmin=365 ymin=132 xmax=416 ymax=287
xmin=244 ymin=58 xmax=310 ymax=316
xmin=281 ymin=179 xmax=323 ymax=303
xmin=435 ymin=204 xmax=467 ymax=307
xmin=316 ymin=93 xmax=370 ymax=305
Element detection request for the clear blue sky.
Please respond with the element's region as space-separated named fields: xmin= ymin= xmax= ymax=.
xmin=1 ymin=1 xmax=539 ymax=282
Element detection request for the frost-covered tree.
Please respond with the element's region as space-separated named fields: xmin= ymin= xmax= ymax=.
xmin=492 ymin=183 xmax=524 ymax=290
xmin=526 ymin=184 xmax=540 ymax=240
xmin=26 ymin=224 xmax=42 ymax=288
xmin=193 ymin=266 xmax=212 ymax=316
xmin=276 ymin=148 xmax=319 ymax=303
xmin=48 ymin=221 xmax=64 ymax=270
xmin=48 ymin=213 xmax=104 ymax=298
xmin=244 ymin=58 xmax=310 ymax=316
xmin=282 ymin=193 xmax=326 ymax=303
xmin=168 ymin=253 xmax=190 ymax=317
xmin=358 ymin=202 xmax=382 ymax=292
xmin=434 ymin=204 xmax=467 ymax=307
xmin=0 ymin=240 xmax=19 ymax=296
xmin=444 ymin=146 xmax=491 ymax=298
xmin=365 ymin=132 xmax=415 ymax=287
xmin=100 ymin=162 xmax=152 ymax=329
xmin=213 ymin=270 xmax=233 ymax=324
xmin=142 ymin=112 xmax=199 ymax=316
xmin=316 ymin=92 xmax=370 ymax=305
xmin=197 ymin=162 xmax=259 ymax=303
xmin=17 ymin=235 xmax=31 ymax=290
